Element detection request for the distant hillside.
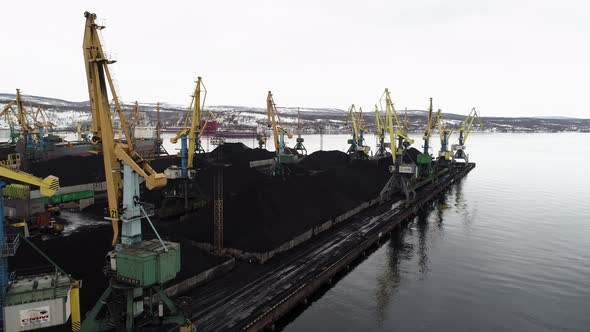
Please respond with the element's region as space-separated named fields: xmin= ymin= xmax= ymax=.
xmin=1 ymin=92 xmax=589 ymax=133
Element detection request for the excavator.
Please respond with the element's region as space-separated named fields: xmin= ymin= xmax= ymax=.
xmin=266 ymin=91 xmax=296 ymax=176
xmin=346 ymin=104 xmax=370 ymax=159
xmin=80 ymin=12 xmax=193 ymax=331
xmin=0 ymin=166 xmax=82 ymax=332
xmin=453 ymin=107 xmax=483 ymax=163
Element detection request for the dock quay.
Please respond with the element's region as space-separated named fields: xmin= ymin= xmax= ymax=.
xmin=178 ymin=163 xmax=475 ymax=331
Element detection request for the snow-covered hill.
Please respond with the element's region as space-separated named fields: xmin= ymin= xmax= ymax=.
xmin=1 ymin=93 xmax=589 ymax=133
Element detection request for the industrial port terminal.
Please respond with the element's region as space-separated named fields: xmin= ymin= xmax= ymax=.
xmin=0 ymin=11 xmax=483 ymax=332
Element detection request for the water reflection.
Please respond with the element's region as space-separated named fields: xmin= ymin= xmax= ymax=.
xmin=374 ymin=231 xmax=409 ymax=322
xmin=374 ymin=195 xmax=450 ymax=322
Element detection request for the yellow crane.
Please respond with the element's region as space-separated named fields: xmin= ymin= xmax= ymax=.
xmin=416 ymin=98 xmax=438 ymax=179
xmin=187 ymin=77 xmax=206 ymax=162
xmin=266 ymin=91 xmax=296 ymax=176
xmin=83 ymin=11 xmax=167 ymax=244
xmin=381 ymin=88 xmax=414 ymax=164
xmin=436 ymin=111 xmax=453 ymax=161
xmin=81 ymin=12 xmax=192 ymax=331
xmin=1 ymin=89 xmax=36 ymax=148
xmin=453 ymin=107 xmax=483 ymax=162
xmin=345 ymin=104 xmax=369 ymax=159
xmin=170 ymin=78 xmax=216 ymax=177
xmin=374 ymin=104 xmax=389 ymax=158
xmin=379 ymin=89 xmax=417 ymax=203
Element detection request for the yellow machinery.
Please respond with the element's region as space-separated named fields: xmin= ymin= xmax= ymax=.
xmin=436 ymin=111 xmax=453 ymax=161
xmin=345 ymin=104 xmax=370 ymax=159
xmin=80 ymin=12 xmax=192 ymax=331
xmin=416 ymin=98 xmax=437 ymax=179
xmin=381 ymin=88 xmax=414 ymax=164
xmin=453 ymin=107 xmax=483 ymax=163
xmin=1 ymin=89 xmax=40 ymax=155
xmin=163 ymin=79 xmax=215 ymax=217
xmin=266 ymin=91 xmax=296 ymax=176
xmin=170 ymin=77 xmax=213 ymax=172
xmin=373 ymin=105 xmax=389 ymax=158
xmin=0 ymin=166 xmax=82 ymax=332
xmin=378 ymin=88 xmax=417 ymax=203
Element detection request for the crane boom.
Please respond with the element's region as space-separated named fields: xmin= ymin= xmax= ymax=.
xmin=83 ymin=11 xmax=166 ymax=246
xmin=187 ymin=77 xmax=206 ymax=168
xmin=0 ymin=166 xmax=59 ymax=196
xmin=266 ymin=91 xmax=292 ymax=153
xmin=461 ymin=107 xmax=483 ymax=144
xmin=381 ymin=88 xmax=414 ymax=164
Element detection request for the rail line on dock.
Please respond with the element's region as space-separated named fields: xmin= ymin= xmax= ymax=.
xmin=182 ymin=163 xmax=475 ymax=331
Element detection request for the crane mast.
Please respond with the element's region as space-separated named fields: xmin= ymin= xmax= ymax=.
xmin=346 ymin=104 xmax=369 ymax=159
xmin=187 ymin=77 xmax=206 ymax=168
xmin=379 ymin=89 xmax=417 ymax=204
xmin=453 ymin=107 xmax=483 ymax=162
xmin=81 ymin=12 xmax=191 ymax=331
xmin=416 ymin=98 xmax=437 ymax=180
xmin=382 ymin=88 xmax=414 ymax=164
xmin=436 ymin=111 xmax=453 ymax=161
xmin=266 ymin=91 xmax=296 ymax=176
xmin=374 ymin=105 xmax=388 ymax=158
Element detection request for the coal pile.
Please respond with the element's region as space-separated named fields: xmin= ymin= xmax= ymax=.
xmin=30 ymin=155 xmax=106 ymax=186
xmin=208 ymin=143 xmax=275 ymax=167
xmin=173 ymin=150 xmax=392 ymax=252
xmin=299 ymin=150 xmax=351 ymax=170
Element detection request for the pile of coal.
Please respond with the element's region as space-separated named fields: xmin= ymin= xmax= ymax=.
xmin=173 ymin=149 xmax=392 ymax=252
xmin=299 ymin=150 xmax=351 ymax=170
xmin=207 ymin=143 xmax=275 ymax=167
xmin=31 ymin=155 xmax=106 ymax=186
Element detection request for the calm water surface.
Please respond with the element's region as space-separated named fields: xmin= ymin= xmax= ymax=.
xmin=281 ymin=133 xmax=590 ymax=332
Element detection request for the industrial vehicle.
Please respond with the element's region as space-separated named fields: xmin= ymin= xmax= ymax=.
xmin=346 ymin=104 xmax=370 ymax=159
xmin=80 ymin=11 xmax=193 ymax=331
xmin=453 ymin=107 xmax=483 ymax=163
xmin=266 ymin=91 xmax=297 ymax=176
xmin=0 ymin=166 xmax=82 ymax=332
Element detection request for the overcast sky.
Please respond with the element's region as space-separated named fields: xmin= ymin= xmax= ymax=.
xmin=1 ymin=0 xmax=588 ymax=117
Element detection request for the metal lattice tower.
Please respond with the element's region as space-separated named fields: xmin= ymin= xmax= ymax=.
xmin=214 ymin=166 xmax=224 ymax=253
